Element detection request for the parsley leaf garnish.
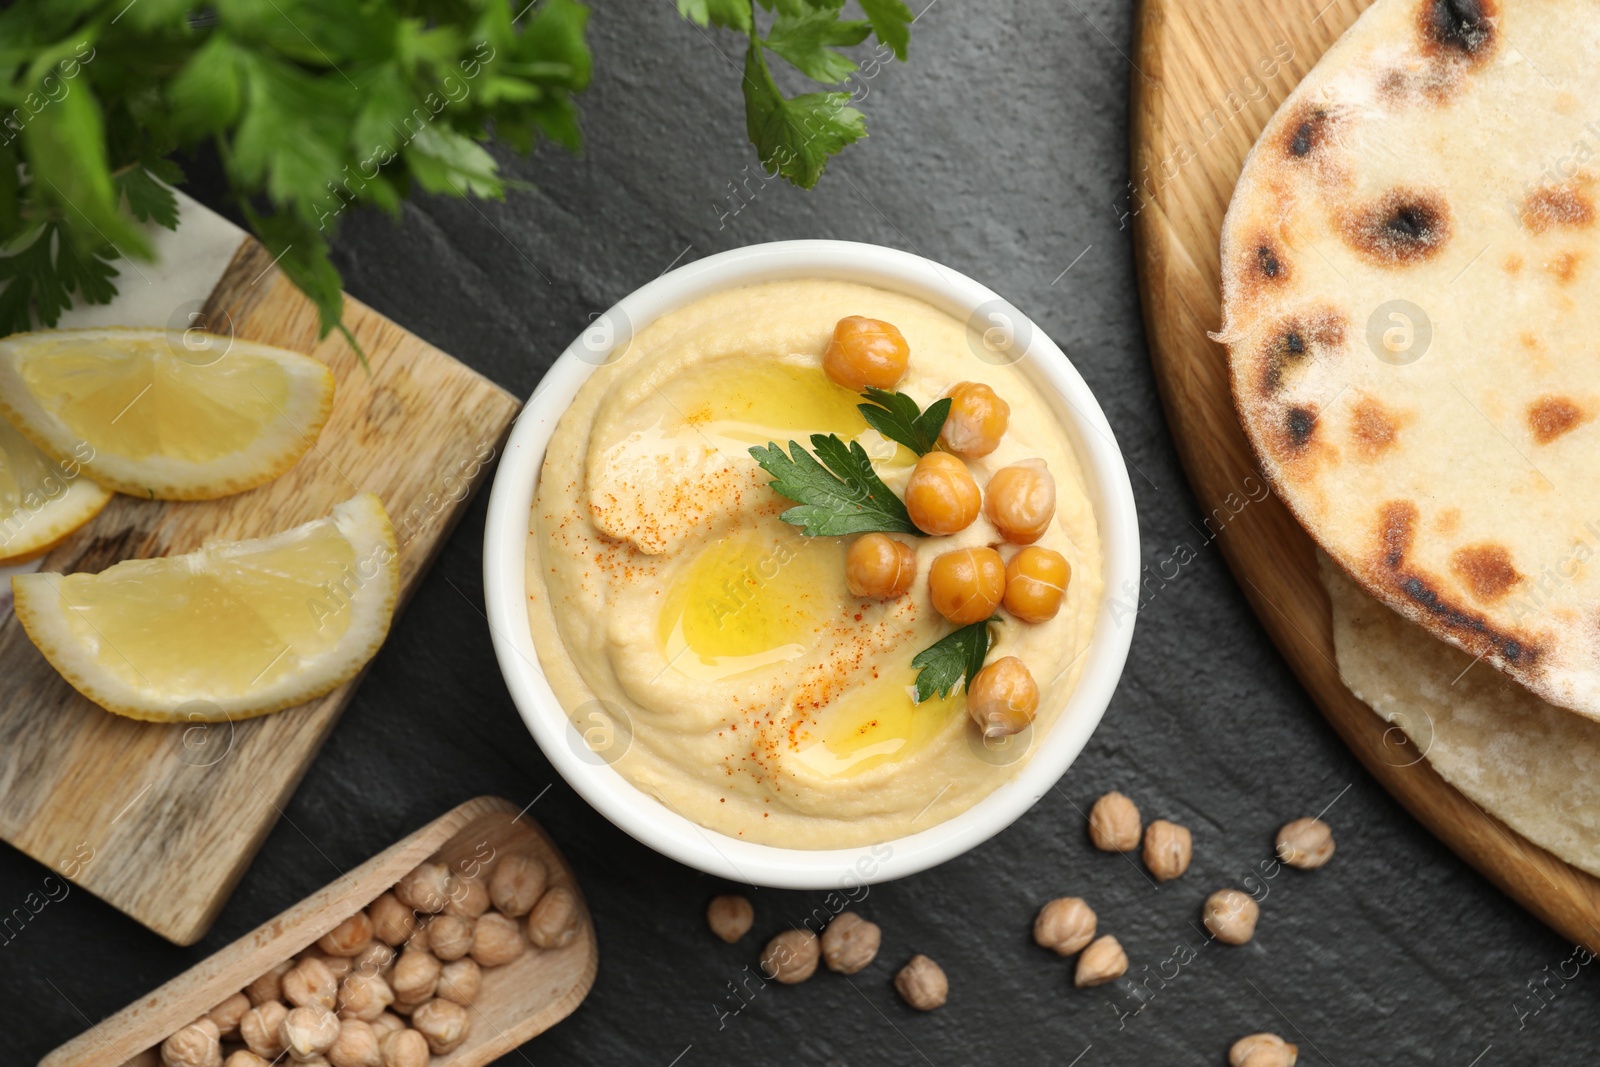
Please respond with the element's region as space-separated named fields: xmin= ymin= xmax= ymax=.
xmin=858 ymin=388 xmax=950 ymax=456
xmin=742 ymin=38 xmax=866 ymax=189
xmin=750 ymin=433 xmax=921 ymax=537
xmin=763 ymin=9 xmax=871 ymax=84
xmin=911 ymin=618 xmax=996 ymax=703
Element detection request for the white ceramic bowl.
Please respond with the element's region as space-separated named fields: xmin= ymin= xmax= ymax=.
xmin=484 ymin=240 xmax=1139 ymax=889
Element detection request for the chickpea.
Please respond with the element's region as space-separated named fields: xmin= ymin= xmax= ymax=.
xmin=428 ymin=913 xmax=475 ymax=961
xmin=471 ymin=911 xmax=527 ymax=966
xmin=281 ymin=1006 xmax=340 ymax=1059
xmin=412 ymin=998 xmax=471 ymax=1054
xmin=905 ymin=452 xmax=981 ymax=535
xmin=378 ymin=1028 xmax=429 ymax=1067
xmin=301 ymin=948 xmax=353 ymax=980
xmin=965 ymin=656 xmax=1038 ymax=737
xmin=845 ymin=533 xmax=917 ymax=599
xmin=349 ymin=940 xmax=395 ymax=981
xmin=283 ymin=957 xmax=338 ymax=1011
xmin=369 ymin=1013 xmax=406 ymax=1041
xmin=1033 ymin=897 xmax=1096 ymax=956
xmin=1074 ymin=935 xmax=1128 ymax=988
xmin=318 ymin=911 xmax=374 ymax=957
xmin=1003 ymin=547 xmax=1070 ymax=622
xmin=1204 ymin=888 xmax=1260 ymax=945
xmin=893 ymin=955 xmax=948 ymax=1010
xmin=223 ymin=1053 xmax=269 ymax=1067
xmin=245 ymin=960 xmax=293 ymax=1006
xmin=337 ymin=973 xmax=395 ymax=1022
xmin=161 ymin=1019 xmax=221 ymax=1067
xmin=938 ymin=381 xmax=1010 ymax=457
xmin=443 ymin=875 xmax=491 ymax=919
xmin=436 ymin=958 xmax=482 ymax=1007
xmin=759 ymin=929 xmax=820 ymax=984
xmin=394 ymin=861 xmax=452 ymax=914
xmin=984 ymin=459 xmax=1056 ymax=544
xmin=706 ymin=894 xmax=754 ymax=944
xmin=928 ymin=547 xmax=1005 ymax=625
xmin=367 ymin=893 xmax=419 ymax=947
xmin=488 ymin=854 xmax=548 ymax=918
xmin=389 ymin=949 xmax=441 ymax=1004
xmin=822 ymin=315 xmax=910 ymax=391
xmin=528 ymin=886 xmax=582 ymax=949
xmin=820 ymin=912 xmax=880 ymax=974
xmin=1231 ymin=1032 xmax=1299 ymax=1067
xmin=205 ymin=992 xmax=250 ymax=1038
xmin=327 ymin=1019 xmax=382 ymax=1067
xmin=239 ymin=1002 xmax=289 ymax=1059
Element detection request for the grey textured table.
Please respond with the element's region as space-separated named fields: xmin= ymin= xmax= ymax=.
xmin=4 ymin=2 xmax=1596 ymax=1063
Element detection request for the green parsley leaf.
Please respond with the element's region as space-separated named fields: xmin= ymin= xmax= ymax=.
xmin=858 ymin=387 xmax=950 ymax=456
xmin=911 ymin=618 xmax=995 ymax=703
xmin=0 ymin=222 xmax=119 ymax=336
xmin=858 ymin=0 xmax=914 ymax=60
xmin=763 ymin=9 xmax=870 ymax=84
xmin=678 ymin=0 xmax=754 ymax=32
xmin=742 ymin=37 xmax=866 ymax=188
xmin=750 ymin=433 xmax=921 ymax=537
xmin=116 ymin=166 xmax=181 ymax=229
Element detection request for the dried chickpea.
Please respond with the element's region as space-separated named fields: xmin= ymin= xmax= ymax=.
xmin=367 ymin=893 xmax=419 ymax=946
xmin=412 ymin=999 xmax=470 ymax=1055
xmin=488 ymin=854 xmax=548 ymax=918
xmin=759 ymin=929 xmax=820 ymax=984
xmin=1275 ymin=818 xmax=1335 ymax=870
xmin=161 ymin=1019 xmax=221 ymax=1067
xmin=1003 ymin=546 xmax=1069 ymax=622
xmin=443 ymin=875 xmax=491 ymax=919
xmin=928 ymin=546 xmax=1004 ymax=625
xmin=939 ymin=381 xmax=1010 ymax=458
xmin=965 ymin=656 xmax=1038 ymax=737
xmin=281 ymin=1006 xmax=340 ymax=1059
xmin=1231 ymin=1033 xmax=1299 ymax=1067
xmin=301 ymin=947 xmax=353 ymax=980
xmin=985 ymin=459 xmax=1056 ymax=544
xmin=436 ymin=958 xmax=482 ymax=1007
xmin=389 ymin=949 xmax=441 ymax=1004
xmin=893 ymin=955 xmax=948 ymax=1010
xmin=823 ymin=315 xmax=909 ymax=391
xmin=284 ymin=957 xmax=338 ymax=1011
xmin=349 ymin=940 xmax=396 ymax=981
xmin=318 ymin=912 xmax=374 ymax=957
xmin=528 ymin=886 xmax=581 ymax=949
xmin=245 ymin=960 xmax=293 ymax=1006
xmin=1144 ymin=819 xmax=1192 ymax=882
xmin=205 ymin=992 xmax=250 ymax=1038
xmin=394 ymin=861 xmax=452 ymax=914
xmin=845 ymin=533 xmax=917 ymax=600
xmin=337 ymin=972 xmax=395 ymax=1022
xmin=1204 ymin=889 xmax=1260 ymax=945
xmin=428 ymin=913 xmax=475 ymax=961
xmin=327 ymin=1019 xmax=382 ymax=1067
xmin=239 ymin=1002 xmax=289 ymax=1058
xmin=820 ymin=912 xmax=880 ymax=974
xmin=471 ymin=911 xmax=527 ymax=965
xmin=223 ymin=1053 xmax=269 ymax=1067
xmin=905 ymin=451 xmax=981 ymax=535
xmin=369 ymin=1013 xmax=405 ymax=1041
xmin=1033 ymin=897 xmax=1096 ymax=956
xmin=379 ymin=1028 xmax=429 ymax=1067
xmin=402 ymin=919 xmax=432 ymax=955
xmin=1074 ymin=935 xmax=1128 ymax=988
xmin=1088 ymin=791 xmax=1141 ymax=852
xmin=706 ymin=893 xmax=754 ymax=944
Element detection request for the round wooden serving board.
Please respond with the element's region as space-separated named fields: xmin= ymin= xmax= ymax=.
xmin=1129 ymin=0 xmax=1600 ymax=950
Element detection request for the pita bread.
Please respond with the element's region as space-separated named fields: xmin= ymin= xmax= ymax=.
xmin=1322 ymin=552 xmax=1600 ymax=877
xmin=1218 ymin=0 xmax=1600 ymax=717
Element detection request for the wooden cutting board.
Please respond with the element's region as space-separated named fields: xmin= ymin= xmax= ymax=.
xmin=1130 ymin=0 xmax=1600 ymax=950
xmin=0 ymin=202 xmax=520 ymax=945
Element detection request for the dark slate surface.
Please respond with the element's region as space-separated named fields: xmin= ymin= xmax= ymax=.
xmin=4 ymin=2 xmax=1597 ymax=1063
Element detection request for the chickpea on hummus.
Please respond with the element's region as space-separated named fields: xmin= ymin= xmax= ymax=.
xmin=526 ymin=280 xmax=1102 ymax=848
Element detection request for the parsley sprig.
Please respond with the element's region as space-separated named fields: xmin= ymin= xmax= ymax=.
xmin=750 ymin=433 xmax=921 ymax=537
xmin=911 ymin=618 xmax=995 ymax=703
xmin=858 ymin=387 xmax=949 ymax=456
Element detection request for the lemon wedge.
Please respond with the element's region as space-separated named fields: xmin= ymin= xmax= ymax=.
xmin=0 ymin=418 xmax=112 ymax=563
xmin=0 ymin=327 xmax=336 ymax=500
xmin=12 ymin=493 xmax=397 ymax=721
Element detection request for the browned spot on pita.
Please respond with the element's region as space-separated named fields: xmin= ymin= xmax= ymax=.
xmin=1521 ymin=185 xmax=1596 ymax=234
xmin=1504 ymin=253 xmax=1523 ymax=275
xmin=1433 ymin=507 xmax=1461 ymax=535
xmin=1284 ymin=405 xmax=1317 ymax=452
xmin=1519 ymin=332 xmax=1539 ymax=350
xmin=1527 ymin=394 xmax=1589 ymax=443
xmin=1451 ymin=543 xmax=1522 ymax=602
xmin=1377 ymin=500 xmax=1419 ymax=568
xmin=1350 ymin=396 xmax=1402 ymax=459
xmin=1340 ymin=189 xmax=1452 ymax=265
xmin=1545 ymin=250 xmax=1581 ymax=284
xmin=1283 ymin=105 xmax=1331 ymax=159
xmin=1418 ymin=0 xmax=1497 ymax=65
xmin=1257 ymin=307 xmax=1347 ymax=394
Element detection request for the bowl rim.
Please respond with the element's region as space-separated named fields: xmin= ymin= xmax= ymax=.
xmin=483 ymin=239 xmax=1140 ymax=889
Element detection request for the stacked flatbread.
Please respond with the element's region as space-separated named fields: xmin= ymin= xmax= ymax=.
xmin=1216 ymin=0 xmax=1600 ymax=873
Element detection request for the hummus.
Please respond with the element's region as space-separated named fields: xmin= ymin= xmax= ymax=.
xmin=526 ymin=280 xmax=1103 ymax=848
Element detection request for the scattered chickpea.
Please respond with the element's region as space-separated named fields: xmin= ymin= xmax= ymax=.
xmin=928 ymin=546 xmax=1005 ymax=624
xmin=389 ymin=949 xmax=441 ymax=1004
xmin=1275 ymin=818 xmax=1335 ymax=870
xmin=245 ymin=960 xmax=293 ymax=1006
xmin=349 ymin=940 xmax=396 ymax=981
xmin=985 ymin=459 xmax=1056 ymax=544
xmin=821 ymin=912 xmax=881 ymax=974
xmin=939 ymin=381 xmax=1010 ymax=457
xmin=223 ymin=1053 xmax=269 ymax=1067
xmin=412 ymin=998 xmax=471 ymax=1055
xmin=823 ymin=315 xmax=910 ymax=392
xmin=1033 ymin=897 xmax=1096 ymax=956
xmin=1003 ymin=546 xmax=1070 ymax=622
xmin=706 ymin=893 xmax=754 ymax=944
xmin=1143 ymin=819 xmax=1193 ymax=882
xmin=1087 ymin=791 xmax=1141 ymax=852
xmin=337 ymin=972 xmax=395 ymax=1022
xmin=1203 ymin=889 xmax=1260 ymax=945
xmin=1230 ymin=1032 xmax=1299 ymax=1067
xmin=367 ymin=893 xmax=419 ymax=946
xmin=281 ymin=1006 xmax=340 ymax=1059
xmin=160 ymin=1019 xmax=221 ymax=1067
xmin=394 ymin=861 xmax=452 ymax=914
xmin=283 ymin=957 xmax=338 ymax=1011
xmin=239 ymin=1001 xmax=289 ymax=1058
xmin=528 ymin=886 xmax=581 ymax=949
xmin=1074 ymin=935 xmax=1128 ymax=988
xmin=436 ymin=958 xmax=482 ymax=1007
xmin=488 ymin=854 xmax=548 ymax=918
xmin=205 ymin=992 xmax=250 ymax=1038
xmin=906 ymin=451 xmax=982 ymax=536
xmin=966 ymin=656 xmax=1039 ymax=737
xmin=845 ymin=533 xmax=917 ymax=599
xmin=318 ymin=911 xmax=375 ymax=957
xmin=378 ymin=1028 xmax=429 ymax=1067
xmin=428 ymin=913 xmax=476 ymax=961
xmin=327 ymin=1019 xmax=382 ymax=1067
xmin=443 ymin=875 xmax=491 ymax=919
xmin=369 ymin=1013 xmax=406 ymax=1041
xmin=759 ymin=929 xmax=820 ymax=984
xmin=893 ymin=955 xmax=948 ymax=1010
